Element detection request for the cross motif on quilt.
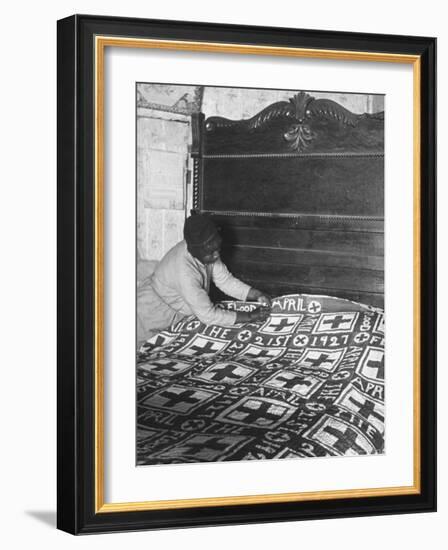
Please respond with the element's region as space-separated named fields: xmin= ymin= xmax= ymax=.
xmin=189 ymin=340 xmax=221 ymax=354
xmin=354 ymin=332 xmax=370 ymax=343
xmin=228 ymin=399 xmax=286 ymax=426
xmin=348 ymin=395 xmax=384 ymax=424
xmin=272 ymin=372 xmax=313 ymax=389
xmin=144 ymin=359 xmax=187 ymax=374
xmin=365 ymin=355 xmax=384 ymax=380
xmin=308 ymin=301 xmax=321 ymax=313
xmin=158 ymin=388 xmax=201 ymax=408
xmin=206 ymin=364 xmax=244 ymax=382
xmin=323 ymin=425 xmax=367 ymax=454
xmin=321 ymin=314 xmax=354 ymax=329
xmin=293 ymin=334 xmax=309 ymax=346
xmin=238 ymin=329 xmax=252 ymax=342
xmin=268 ymin=317 xmax=297 ymax=332
xmin=302 ymin=352 xmax=332 ymax=367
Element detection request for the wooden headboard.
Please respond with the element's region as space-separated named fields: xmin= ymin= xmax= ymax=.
xmin=191 ymin=92 xmax=384 ymax=308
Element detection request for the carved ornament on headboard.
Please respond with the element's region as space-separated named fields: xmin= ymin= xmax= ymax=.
xmin=205 ymin=92 xmax=384 ymax=153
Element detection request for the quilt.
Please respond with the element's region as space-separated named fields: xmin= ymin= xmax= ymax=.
xmin=136 ymin=294 xmax=385 ymax=465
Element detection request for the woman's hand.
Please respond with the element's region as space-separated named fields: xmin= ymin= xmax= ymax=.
xmin=247 ymin=287 xmax=272 ymax=308
xmin=234 ymin=288 xmax=272 ymax=324
xmin=235 ymin=304 xmax=270 ymax=324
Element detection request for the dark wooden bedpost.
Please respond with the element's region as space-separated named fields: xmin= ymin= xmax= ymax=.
xmin=190 ymin=112 xmax=205 ymax=214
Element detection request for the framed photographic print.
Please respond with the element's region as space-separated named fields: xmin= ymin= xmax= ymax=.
xmin=57 ymin=14 xmax=436 ymax=534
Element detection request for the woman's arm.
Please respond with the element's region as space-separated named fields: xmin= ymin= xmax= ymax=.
xmin=212 ymin=260 xmax=272 ymax=308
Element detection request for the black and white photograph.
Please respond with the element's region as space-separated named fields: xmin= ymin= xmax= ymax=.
xmin=135 ymin=83 xmax=385 ymax=466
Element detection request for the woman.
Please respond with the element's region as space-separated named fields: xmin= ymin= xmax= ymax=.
xmin=137 ymin=214 xmax=271 ymax=347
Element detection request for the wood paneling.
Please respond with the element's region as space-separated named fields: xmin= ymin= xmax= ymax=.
xmin=203 ymin=156 xmax=383 ymax=216
xmin=225 ymin=260 xmax=383 ymax=293
xmin=212 ymin=214 xmax=383 ymax=232
xmin=224 ymin=245 xmax=383 ymax=270
xmin=220 ymin=227 xmax=383 ymax=256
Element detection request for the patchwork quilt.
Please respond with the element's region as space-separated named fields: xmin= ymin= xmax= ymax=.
xmin=136 ymin=294 xmax=385 ymax=465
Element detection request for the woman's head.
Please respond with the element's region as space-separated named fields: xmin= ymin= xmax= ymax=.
xmin=184 ymin=214 xmax=222 ymax=264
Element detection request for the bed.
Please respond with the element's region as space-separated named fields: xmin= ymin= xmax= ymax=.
xmin=137 ymin=91 xmax=385 ymax=465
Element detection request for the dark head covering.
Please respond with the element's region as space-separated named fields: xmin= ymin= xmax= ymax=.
xmin=184 ymin=214 xmax=219 ymax=247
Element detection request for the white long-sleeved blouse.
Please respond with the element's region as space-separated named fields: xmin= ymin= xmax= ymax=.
xmin=150 ymin=240 xmax=251 ymax=326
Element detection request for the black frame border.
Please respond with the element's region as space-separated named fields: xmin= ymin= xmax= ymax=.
xmin=57 ymin=14 xmax=436 ymax=534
